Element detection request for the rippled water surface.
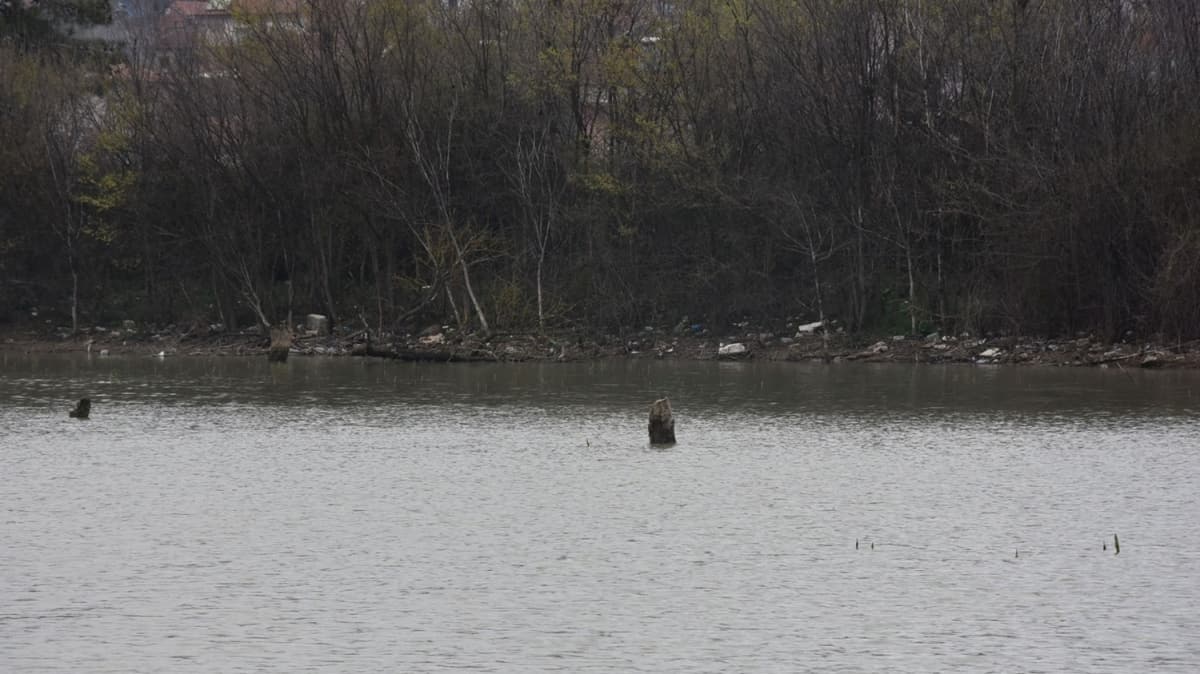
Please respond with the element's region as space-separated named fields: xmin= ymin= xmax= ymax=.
xmin=3 ymin=354 xmax=1200 ymax=672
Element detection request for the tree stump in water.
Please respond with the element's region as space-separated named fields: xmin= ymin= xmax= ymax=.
xmin=69 ymin=398 xmax=91 ymax=419
xmin=268 ymin=327 xmax=292 ymax=363
xmin=648 ymin=397 xmax=676 ymax=445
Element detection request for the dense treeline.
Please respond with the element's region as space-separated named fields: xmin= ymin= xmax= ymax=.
xmin=4 ymin=0 xmax=1200 ymax=340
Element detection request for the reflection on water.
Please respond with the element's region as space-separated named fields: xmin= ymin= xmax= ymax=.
xmin=2 ymin=355 xmax=1199 ymax=672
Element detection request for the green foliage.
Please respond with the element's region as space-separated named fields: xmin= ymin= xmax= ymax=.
xmin=76 ymin=155 xmax=135 ymax=215
xmin=575 ymin=171 xmax=625 ymax=197
xmin=71 ymin=120 xmax=137 ymax=253
xmin=488 ymin=279 xmax=536 ymax=330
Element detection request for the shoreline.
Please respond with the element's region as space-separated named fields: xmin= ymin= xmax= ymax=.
xmin=4 ymin=324 xmax=1200 ymax=369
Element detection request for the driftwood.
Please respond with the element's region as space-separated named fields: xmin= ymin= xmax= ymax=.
xmin=387 ymin=347 xmax=496 ymax=362
xmin=351 ymin=341 xmax=497 ymax=362
xmin=648 ymin=397 xmax=676 ymax=445
xmin=1086 ymin=351 xmax=1142 ymax=366
xmin=69 ymin=398 xmax=90 ymax=419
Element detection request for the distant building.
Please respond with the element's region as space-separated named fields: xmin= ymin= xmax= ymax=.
xmin=156 ymin=0 xmax=301 ymax=66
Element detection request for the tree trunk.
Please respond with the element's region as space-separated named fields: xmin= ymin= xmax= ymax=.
xmin=449 ymin=228 xmax=489 ymax=334
xmin=807 ymin=233 xmax=828 ymax=354
xmin=906 ymin=242 xmax=916 ymax=335
xmin=70 ymin=263 xmax=78 ymax=336
xmin=536 ymin=247 xmax=546 ymax=334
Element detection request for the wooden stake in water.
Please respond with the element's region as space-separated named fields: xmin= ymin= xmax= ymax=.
xmin=1114 ymin=533 xmax=1120 ymax=555
xmin=69 ymin=398 xmax=90 ymax=419
xmin=648 ymin=398 xmax=676 ymax=445
xmin=268 ymin=327 xmax=292 ymax=363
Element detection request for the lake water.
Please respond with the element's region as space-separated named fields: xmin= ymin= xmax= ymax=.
xmin=2 ymin=354 xmax=1199 ymax=672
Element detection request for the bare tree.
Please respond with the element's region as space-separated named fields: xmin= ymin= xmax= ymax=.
xmin=509 ymin=127 xmax=565 ymax=333
xmin=43 ymin=91 xmax=96 ymax=335
xmin=404 ymin=94 xmax=490 ymax=335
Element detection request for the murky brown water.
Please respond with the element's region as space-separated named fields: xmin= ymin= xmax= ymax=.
xmin=3 ymin=355 xmax=1199 ymax=672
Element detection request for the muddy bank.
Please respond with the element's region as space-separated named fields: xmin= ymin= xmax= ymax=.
xmin=4 ymin=321 xmax=1200 ymax=370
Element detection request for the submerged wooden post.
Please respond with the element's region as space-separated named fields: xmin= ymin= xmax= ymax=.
xmin=648 ymin=397 xmax=676 ymax=445
xmin=1114 ymin=533 xmax=1120 ymax=555
xmin=69 ymin=398 xmax=90 ymax=419
xmin=268 ymin=327 xmax=292 ymax=363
